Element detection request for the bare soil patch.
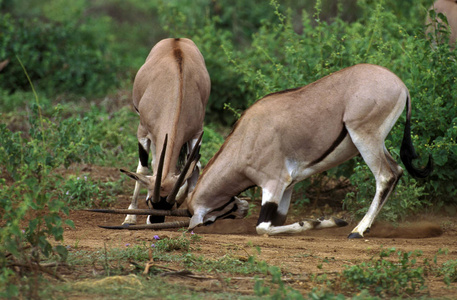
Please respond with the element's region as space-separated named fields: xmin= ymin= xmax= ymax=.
xmin=58 ymin=166 xmax=457 ymax=298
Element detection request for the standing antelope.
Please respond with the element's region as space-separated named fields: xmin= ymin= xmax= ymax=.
xmin=426 ymin=0 xmax=457 ymax=46
xmin=179 ymin=64 xmax=431 ymax=238
xmin=121 ymin=38 xmax=210 ymax=225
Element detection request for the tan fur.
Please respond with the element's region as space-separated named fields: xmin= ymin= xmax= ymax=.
xmin=187 ymin=64 xmax=429 ymax=237
xmin=426 ymin=0 xmax=457 ymax=46
xmin=123 ymin=38 xmax=210 ymax=225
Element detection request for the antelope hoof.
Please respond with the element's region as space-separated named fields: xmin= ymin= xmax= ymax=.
xmin=122 ymin=215 xmax=137 ymax=225
xmin=347 ymin=232 xmax=363 ymax=239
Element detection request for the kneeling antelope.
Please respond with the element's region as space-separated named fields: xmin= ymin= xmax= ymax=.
xmin=184 ymin=64 xmax=432 ymax=238
xmin=121 ymin=38 xmax=210 ymax=225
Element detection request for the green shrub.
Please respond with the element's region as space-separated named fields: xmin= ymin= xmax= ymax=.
xmin=0 ymin=88 xmax=51 ymax=112
xmin=341 ymin=248 xmax=427 ymax=297
xmin=0 ymin=108 xmax=74 ymax=298
xmin=61 ymin=175 xmax=120 ymax=209
xmin=441 ymin=259 xmax=457 ymax=285
xmin=222 ymin=1 xmax=457 ymax=213
xmin=0 ymin=12 xmax=119 ymax=96
xmin=153 ymin=0 xmax=457 ymax=215
xmin=152 ymin=231 xmax=201 ymax=253
xmin=0 ymin=89 xmax=103 ymax=297
xmin=254 ymin=264 xmax=305 ymax=299
xmin=84 ymin=106 xmax=138 ymax=167
xmin=154 ymin=0 xmax=255 ymax=125
xmin=201 ymin=124 xmax=225 ymax=166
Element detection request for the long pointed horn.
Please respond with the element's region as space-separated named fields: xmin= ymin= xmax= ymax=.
xmin=166 ymin=131 xmax=203 ymax=205
xmin=85 ymin=208 xmax=190 ymax=217
xmin=152 ymin=134 xmax=168 ymax=203
xmin=99 ymin=220 xmax=190 ymax=230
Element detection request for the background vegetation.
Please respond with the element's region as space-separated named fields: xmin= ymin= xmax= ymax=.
xmin=1 ymin=0 xmax=456 ymax=298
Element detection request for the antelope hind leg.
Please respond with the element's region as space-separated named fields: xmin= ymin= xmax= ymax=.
xmin=347 ymin=140 xmax=403 ymax=238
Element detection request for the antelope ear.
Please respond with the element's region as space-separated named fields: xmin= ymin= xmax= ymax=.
xmin=120 ymin=169 xmax=151 ymax=187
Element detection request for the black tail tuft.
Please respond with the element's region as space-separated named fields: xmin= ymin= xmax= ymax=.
xmin=400 ymin=98 xmax=433 ymax=179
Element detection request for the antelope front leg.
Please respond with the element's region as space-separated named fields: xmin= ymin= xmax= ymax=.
xmin=122 ymin=179 xmax=143 ymax=225
xmin=255 ymin=185 xmax=347 ymax=236
xmin=256 ymin=217 xmax=348 ymax=236
xmin=123 ymin=140 xmax=150 ymax=225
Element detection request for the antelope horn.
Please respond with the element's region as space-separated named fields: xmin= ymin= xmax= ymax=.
xmin=166 ymin=132 xmax=203 ymax=205
xmin=84 ymin=208 xmax=190 ymax=217
xmin=99 ymin=220 xmax=190 ymax=230
xmin=152 ymin=134 xmax=168 ymax=204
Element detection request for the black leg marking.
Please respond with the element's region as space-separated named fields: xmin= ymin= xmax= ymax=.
xmin=257 ymin=202 xmax=286 ymax=226
xmin=273 ymin=213 xmax=287 ymax=226
xmin=219 ymin=201 xmax=240 ymax=220
xmin=334 ymin=218 xmax=348 ymax=227
xmin=209 ymin=197 xmax=235 ymax=213
xmin=138 ymin=142 xmax=149 ymax=167
xmin=177 ymin=143 xmax=187 ymax=171
xmin=203 ymin=197 xmax=239 ymax=223
xmin=379 ymin=176 xmax=397 ymax=207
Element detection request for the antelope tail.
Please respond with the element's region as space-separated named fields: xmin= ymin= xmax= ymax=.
xmin=399 ymin=95 xmax=433 ymax=178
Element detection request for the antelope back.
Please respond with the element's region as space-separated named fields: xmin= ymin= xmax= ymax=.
xmin=133 ymin=38 xmax=210 ymax=176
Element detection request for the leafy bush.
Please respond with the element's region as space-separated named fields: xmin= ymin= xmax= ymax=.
xmin=201 ymin=125 xmax=225 ymax=166
xmin=0 ymin=12 xmax=119 ymax=96
xmin=0 ymin=77 xmax=106 ymax=297
xmin=0 ymin=98 xmax=136 ymax=296
xmin=254 ymin=264 xmax=305 ymax=299
xmin=441 ymin=259 xmax=457 ymax=285
xmin=83 ymin=106 xmax=138 ymax=167
xmin=0 ymin=106 xmax=79 ymax=298
xmin=154 ymin=1 xmax=255 ymax=125
xmin=157 ymin=0 xmax=456 ymax=216
xmin=61 ymin=175 xmax=119 ymax=209
xmin=152 ymin=231 xmax=201 ymax=253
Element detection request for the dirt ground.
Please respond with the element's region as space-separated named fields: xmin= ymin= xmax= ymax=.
xmin=60 ymin=167 xmax=457 ymax=298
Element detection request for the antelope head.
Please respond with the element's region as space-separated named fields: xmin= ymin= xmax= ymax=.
xmin=121 ymin=132 xmax=202 ymax=209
